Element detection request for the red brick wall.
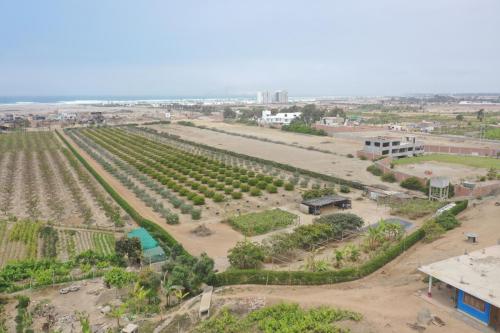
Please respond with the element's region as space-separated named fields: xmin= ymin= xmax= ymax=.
xmin=375 ymin=158 xmax=428 ymax=185
xmin=454 ymin=182 xmax=500 ymax=197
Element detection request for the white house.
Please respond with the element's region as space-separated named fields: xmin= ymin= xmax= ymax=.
xmin=259 ymin=110 xmax=301 ymax=125
xmin=318 ymin=116 xmax=345 ymax=127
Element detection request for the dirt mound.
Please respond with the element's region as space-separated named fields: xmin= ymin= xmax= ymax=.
xmin=190 ymin=224 xmax=213 ymax=237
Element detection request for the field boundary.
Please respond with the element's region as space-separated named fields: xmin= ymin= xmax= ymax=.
xmin=56 ymin=130 xmax=191 ymax=258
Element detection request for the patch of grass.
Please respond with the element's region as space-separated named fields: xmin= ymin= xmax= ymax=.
xmin=389 ymin=199 xmax=444 ymax=219
xmin=227 ymin=209 xmax=297 ymax=236
xmin=393 ymin=154 xmax=500 ymax=170
xmin=485 ymin=128 xmax=500 ymax=140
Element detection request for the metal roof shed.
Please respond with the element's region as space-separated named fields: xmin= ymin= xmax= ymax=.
xmin=301 ymin=195 xmax=351 ymax=215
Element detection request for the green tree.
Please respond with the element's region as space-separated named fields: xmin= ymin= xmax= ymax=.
xmin=115 ymin=237 xmax=142 ymax=264
xmin=104 ymin=267 xmax=136 ymax=289
xmin=228 ymin=240 xmax=265 ymax=269
xmin=456 ymin=114 xmax=464 ymax=121
xmin=223 ymin=107 xmax=237 ymax=119
xmin=108 ymin=304 xmax=126 ymax=329
xmin=477 ymin=108 xmax=485 ymax=121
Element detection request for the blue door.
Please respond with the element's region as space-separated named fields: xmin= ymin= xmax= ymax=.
xmin=457 ymin=290 xmax=490 ymax=324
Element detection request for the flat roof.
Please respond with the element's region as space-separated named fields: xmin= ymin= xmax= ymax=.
xmin=419 ymin=245 xmax=500 ymax=308
xmin=302 ymin=195 xmax=350 ymax=207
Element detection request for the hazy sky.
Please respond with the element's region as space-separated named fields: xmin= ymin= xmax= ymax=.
xmin=1 ymin=0 xmax=499 ymax=97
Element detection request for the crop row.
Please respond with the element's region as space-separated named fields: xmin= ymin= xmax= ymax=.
xmin=78 ymin=128 xmax=293 ymax=206
xmin=68 ymin=130 xmax=182 ymax=223
xmin=8 ymin=220 xmax=41 ymax=260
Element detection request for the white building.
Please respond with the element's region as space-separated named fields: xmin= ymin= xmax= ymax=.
xmin=259 ymin=110 xmax=301 ymax=125
xmin=256 ymin=91 xmax=271 ymax=104
xmin=362 ymin=136 xmax=424 ymax=158
xmin=272 ymin=90 xmax=288 ymax=104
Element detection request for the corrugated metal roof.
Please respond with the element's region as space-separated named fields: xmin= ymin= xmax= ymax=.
xmin=302 ymin=195 xmax=350 ymax=207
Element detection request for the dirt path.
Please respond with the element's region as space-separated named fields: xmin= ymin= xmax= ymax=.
xmin=214 ymin=198 xmax=500 ymax=333
xmin=60 ymin=130 xmax=243 ymax=270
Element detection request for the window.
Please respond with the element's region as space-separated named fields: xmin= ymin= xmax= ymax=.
xmin=408 ymin=147 xmax=413 ymax=151
xmin=392 ymin=141 xmax=400 ymax=146
xmin=392 ymin=149 xmax=398 ymax=154
xmin=383 ymin=142 xmax=390 ymax=147
xmin=374 ymin=142 xmax=381 ymax=147
xmin=365 ymin=141 xmax=371 ymax=146
xmin=382 ymin=150 xmax=389 ymax=155
xmin=463 ymin=293 xmax=486 ymax=312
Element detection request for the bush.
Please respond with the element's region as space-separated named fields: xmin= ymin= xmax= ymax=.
xmin=224 ymin=187 xmax=233 ymax=194
xmin=180 ymin=204 xmax=193 ymax=214
xmin=282 ymin=121 xmax=327 ymax=136
xmin=435 ymin=211 xmax=460 ymax=230
xmin=422 ymin=219 xmax=445 ymax=242
xmin=166 ymin=214 xmax=180 ymax=225
xmin=231 ymin=191 xmax=243 ymax=199
xmin=263 ymin=176 xmax=274 ymax=184
xmin=228 ymin=240 xmax=266 ymax=269
xmin=257 ymin=181 xmax=267 ymax=190
xmin=315 ymin=213 xmax=364 ymax=237
xmin=347 ymin=153 xmax=354 ymax=158
xmin=339 ymin=185 xmax=350 ymax=193
xmin=240 ymin=184 xmax=250 ymax=192
xmin=250 ymin=188 xmax=262 ymax=196
xmin=284 ymin=182 xmax=294 ymax=191
xmin=248 ymin=178 xmax=258 ymax=186
xmin=232 ymin=180 xmax=241 ymax=188
xmin=191 ymin=209 xmax=202 ymax=220
xmin=400 ymin=177 xmax=426 ymax=192
xmin=381 ymin=172 xmax=396 ymax=183
xmin=273 ymin=179 xmax=284 ymax=187
xmin=192 ymin=196 xmax=205 ymax=205
xmin=266 ymin=184 xmax=278 ymax=193
xmin=213 ymin=193 xmax=225 ymax=202
xmin=302 ymin=187 xmax=335 ymax=200
xmin=366 ymin=165 xmax=383 ymax=176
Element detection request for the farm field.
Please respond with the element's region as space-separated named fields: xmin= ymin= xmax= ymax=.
xmin=0 ymin=131 xmax=128 ymax=228
xmin=0 ymin=218 xmax=116 ymax=267
xmin=0 ymin=131 xmax=128 ymax=267
xmin=67 ymin=126 xmax=306 ymax=224
xmin=227 ymin=209 xmax=298 ymax=236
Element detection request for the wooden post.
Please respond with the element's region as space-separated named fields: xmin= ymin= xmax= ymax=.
xmin=428 ymin=275 xmax=432 ymax=297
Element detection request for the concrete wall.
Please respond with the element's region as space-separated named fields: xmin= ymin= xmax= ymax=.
xmin=425 ymin=144 xmax=500 ymax=157
xmin=375 ymin=157 xmax=428 ymax=185
xmin=313 ymin=123 xmax=383 ymax=135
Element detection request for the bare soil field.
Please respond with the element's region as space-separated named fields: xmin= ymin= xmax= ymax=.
xmin=395 ymin=161 xmax=487 ymax=182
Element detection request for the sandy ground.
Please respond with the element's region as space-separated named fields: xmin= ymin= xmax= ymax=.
xmin=210 ymin=197 xmax=500 ymax=333
xmin=395 ymin=161 xmax=487 ymax=183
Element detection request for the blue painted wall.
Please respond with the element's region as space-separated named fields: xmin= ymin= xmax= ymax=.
xmin=457 ymin=290 xmax=490 ymax=324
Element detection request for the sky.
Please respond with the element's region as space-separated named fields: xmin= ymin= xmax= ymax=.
xmin=1 ymin=0 xmax=500 ymax=97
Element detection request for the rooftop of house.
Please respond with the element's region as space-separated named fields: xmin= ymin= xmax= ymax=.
xmin=419 ymin=245 xmax=500 ymax=308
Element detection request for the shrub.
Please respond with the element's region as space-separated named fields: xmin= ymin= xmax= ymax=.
xmin=215 ymin=183 xmax=225 ymax=191
xmin=240 ymin=184 xmax=250 ymax=192
xmin=228 ymin=209 xmax=297 ymax=236
xmin=263 ymin=176 xmax=274 ymax=184
xmin=273 ymin=179 xmax=284 ymax=187
xmin=422 ymin=219 xmax=445 ymax=242
xmin=228 ymin=240 xmax=265 ymax=269
xmin=166 ymin=214 xmax=180 ymax=225
xmin=250 ymin=188 xmax=262 ymax=196
xmin=232 ymin=180 xmax=241 ymax=188
xmin=248 ymin=178 xmax=258 ymax=186
xmin=192 ymin=196 xmax=205 ymax=205
xmin=191 ymin=209 xmax=202 ymax=220
xmin=302 ymin=187 xmax=336 ymax=200
xmin=359 ymin=155 xmax=367 ymax=160
xmin=239 ymin=175 xmax=248 ymax=183
xmin=435 ymin=211 xmax=460 ymax=230
xmin=266 ymin=184 xmax=278 ymax=193
xmin=367 ymin=165 xmax=383 ymax=176
xmin=400 ymin=177 xmax=426 ymax=192
xmin=224 ymin=187 xmax=233 ymax=194
xmin=225 ymin=177 xmax=233 ymax=185
xmin=339 ymin=185 xmax=350 ymax=193
xmin=180 ymin=204 xmax=193 ymax=214
xmin=207 ymin=179 xmax=217 ymax=187
xmin=315 ymin=213 xmax=364 ymax=236
xmin=257 ymin=181 xmax=267 ymax=190
xmin=381 ymin=172 xmax=396 ymax=183
xmin=347 ymin=153 xmax=354 ymax=158
xmin=231 ymin=191 xmax=243 ymax=199
xmin=284 ymin=182 xmax=294 ymax=191
xmin=213 ymin=193 xmax=225 ymax=202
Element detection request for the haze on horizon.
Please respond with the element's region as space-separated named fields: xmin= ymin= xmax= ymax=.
xmin=1 ymin=0 xmax=499 ymax=97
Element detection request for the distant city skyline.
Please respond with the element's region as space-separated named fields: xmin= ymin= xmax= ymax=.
xmin=1 ymin=1 xmax=500 ymax=96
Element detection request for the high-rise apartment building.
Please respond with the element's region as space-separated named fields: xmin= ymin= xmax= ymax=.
xmin=257 ymin=90 xmax=288 ymax=104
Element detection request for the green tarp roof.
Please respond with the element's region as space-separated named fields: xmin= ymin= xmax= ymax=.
xmin=143 ymin=246 xmax=167 ymax=263
xmin=128 ymin=227 xmax=158 ymax=250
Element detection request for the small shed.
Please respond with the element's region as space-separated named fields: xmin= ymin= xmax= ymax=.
xmin=128 ymin=228 xmax=158 ymax=250
xmin=301 ymin=195 xmax=351 ymax=215
xmin=128 ymin=228 xmax=166 ymax=264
